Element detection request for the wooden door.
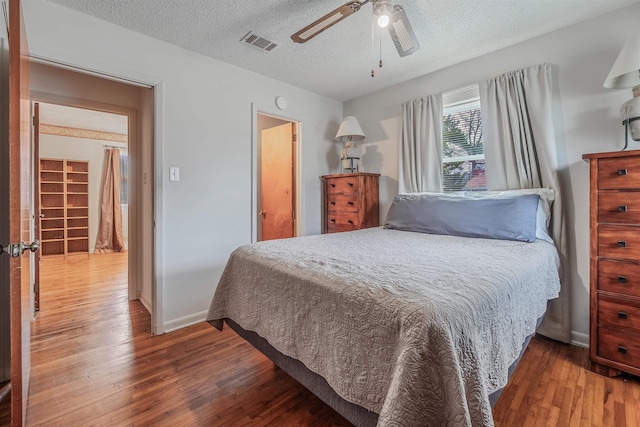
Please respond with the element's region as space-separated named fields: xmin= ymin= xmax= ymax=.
xmin=33 ymin=102 xmax=40 ymax=312
xmin=5 ymin=0 xmax=31 ymax=424
xmin=260 ymin=123 xmax=295 ymax=241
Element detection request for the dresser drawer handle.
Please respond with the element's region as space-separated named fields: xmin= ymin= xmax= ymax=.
xmin=330 ymin=183 xmax=336 ymax=188
xmin=618 ymin=205 xmax=628 ymax=212
xmin=330 ymin=218 xmax=336 ymax=223
xmin=618 ymin=345 xmax=628 ymax=354
xmin=618 ymin=241 xmax=627 ymax=248
xmin=347 ymin=220 xmax=354 ymax=225
xmin=348 ymin=182 xmax=354 ymax=187
xmin=618 ymin=275 xmax=628 ymax=283
xmin=330 ymin=201 xmax=336 ymax=206
xmin=618 ymin=169 xmax=628 ymax=176
xmin=347 ymin=201 xmax=354 ymax=206
xmin=618 ymin=311 xmax=628 ymax=320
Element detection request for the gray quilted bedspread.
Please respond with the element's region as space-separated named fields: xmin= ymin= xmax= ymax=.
xmin=206 ymin=228 xmax=560 ymax=426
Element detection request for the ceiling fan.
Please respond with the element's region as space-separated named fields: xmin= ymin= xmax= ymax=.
xmin=291 ymin=0 xmax=420 ymax=57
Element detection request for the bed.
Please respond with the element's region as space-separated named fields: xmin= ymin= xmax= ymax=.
xmin=206 ymin=191 xmax=561 ymax=427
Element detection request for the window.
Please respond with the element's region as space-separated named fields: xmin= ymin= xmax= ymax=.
xmin=120 ymin=150 xmax=129 ymax=205
xmin=442 ymin=86 xmax=486 ymax=192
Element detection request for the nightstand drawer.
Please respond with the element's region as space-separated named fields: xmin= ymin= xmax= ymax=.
xmin=598 ymin=226 xmax=640 ymax=260
xmin=326 ymin=177 xmax=359 ymax=194
xmin=599 ymin=192 xmax=640 ymax=224
xmin=598 ymin=297 xmax=640 ymax=330
xmin=598 ymin=157 xmax=640 ymax=190
xmin=598 ymin=328 xmax=640 ymax=368
xmin=327 ymin=194 xmax=359 ymax=212
xmin=598 ymin=259 xmax=640 ymax=297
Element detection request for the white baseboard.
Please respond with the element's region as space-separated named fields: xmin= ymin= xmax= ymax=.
xmin=163 ymin=310 xmax=208 ymax=333
xmin=571 ymin=331 xmax=589 ymax=348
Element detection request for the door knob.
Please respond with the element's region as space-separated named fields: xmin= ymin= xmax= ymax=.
xmin=259 ymin=210 xmax=267 ymax=218
xmin=22 ymin=239 xmax=40 ymax=254
xmin=2 ymin=239 xmax=40 ymax=257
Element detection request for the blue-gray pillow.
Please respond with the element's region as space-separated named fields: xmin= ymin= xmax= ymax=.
xmin=384 ymin=193 xmax=539 ymax=242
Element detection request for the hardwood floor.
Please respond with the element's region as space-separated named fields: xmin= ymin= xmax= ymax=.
xmin=26 ymin=253 xmax=350 ymax=426
xmin=24 ymin=253 xmax=640 ymax=426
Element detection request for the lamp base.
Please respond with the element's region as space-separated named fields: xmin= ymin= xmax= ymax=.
xmin=340 ymin=142 xmax=360 ymax=173
xmin=621 ymin=90 xmax=640 ymax=150
xmin=341 ymin=158 xmax=359 ymax=173
xmin=623 ymin=117 xmax=640 ymax=150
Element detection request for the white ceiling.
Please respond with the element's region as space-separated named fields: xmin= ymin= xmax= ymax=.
xmin=45 ymin=0 xmax=638 ymax=102
xmin=39 ymin=102 xmax=128 ymax=135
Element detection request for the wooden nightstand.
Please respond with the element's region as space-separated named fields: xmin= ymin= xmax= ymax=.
xmin=321 ymin=173 xmax=380 ymax=233
xmin=583 ymin=149 xmax=640 ymax=377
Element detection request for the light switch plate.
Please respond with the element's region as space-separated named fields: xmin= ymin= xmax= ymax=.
xmin=169 ymin=167 xmax=180 ymax=182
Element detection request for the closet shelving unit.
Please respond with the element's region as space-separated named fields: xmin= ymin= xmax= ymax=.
xmin=39 ymin=158 xmax=89 ymax=256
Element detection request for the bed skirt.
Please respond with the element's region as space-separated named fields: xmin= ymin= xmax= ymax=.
xmin=223 ymin=318 xmax=540 ymax=427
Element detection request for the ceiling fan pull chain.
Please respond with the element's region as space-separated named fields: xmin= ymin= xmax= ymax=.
xmin=379 ymin=28 xmax=383 ymax=69
xmin=371 ymin=14 xmax=376 ymax=77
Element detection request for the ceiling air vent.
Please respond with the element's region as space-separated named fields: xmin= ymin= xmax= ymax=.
xmin=241 ymin=31 xmax=278 ymax=53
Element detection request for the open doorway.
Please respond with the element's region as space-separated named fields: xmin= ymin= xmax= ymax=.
xmin=257 ymin=114 xmax=298 ymax=242
xmin=35 ymin=102 xmax=131 ymax=310
xmin=29 ymin=60 xmax=155 ymax=332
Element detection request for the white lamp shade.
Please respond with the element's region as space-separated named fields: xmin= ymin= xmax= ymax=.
xmin=335 ymin=116 xmax=366 ymax=141
xmin=604 ymin=32 xmax=640 ymax=89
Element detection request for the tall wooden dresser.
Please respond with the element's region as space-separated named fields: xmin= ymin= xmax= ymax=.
xmin=322 ymin=172 xmax=380 ymax=233
xmin=583 ymin=149 xmax=640 ymax=377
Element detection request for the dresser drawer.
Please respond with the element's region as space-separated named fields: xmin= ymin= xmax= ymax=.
xmin=327 ymin=212 xmax=359 ymax=229
xmin=598 ymin=328 xmax=640 ymax=368
xmin=598 ymin=297 xmax=640 ymax=330
xmin=328 ymin=223 xmax=359 ymax=233
xmin=598 ymin=259 xmax=640 ymax=297
xmin=598 ymin=226 xmax=640 ymax=260
xmin=598 ymin=157 xmax=640 ymax=190
xmin=327 ymin=213 xmax=360 ymax=233
xmin=327 ymin=194 xmax=359 ymax=212
xmin=599 ymin=192 xmax=640 ymax=224
xmin=326 ymin=177 xmax=359 ymax=194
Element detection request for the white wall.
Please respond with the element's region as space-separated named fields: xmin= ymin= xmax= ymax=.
xmin=39 ymin=135 xmax=128 ymax=252
xmin=344 ymin=3 xmax=640 ymax=346
xmin=24 ymin=0 xmax=343 ymax=332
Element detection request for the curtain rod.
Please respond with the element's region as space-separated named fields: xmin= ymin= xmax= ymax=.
xmin=103 ymin=144 xmax=128 ymax=151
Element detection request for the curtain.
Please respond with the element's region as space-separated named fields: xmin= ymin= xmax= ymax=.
xmin=399 ymin=94 xmax=443 ymax=192
xmin=479 ymin=63 xmax=570 ymax=343
xmin=95 ymin=148 xmax=126 ymax=253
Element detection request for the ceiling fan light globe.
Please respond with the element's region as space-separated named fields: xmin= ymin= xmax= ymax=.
xmin=378 ymin=14 xmax=390 ymax=28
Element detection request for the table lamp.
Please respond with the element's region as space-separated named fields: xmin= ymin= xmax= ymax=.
xmin=604 ymin=33 xmax=640 ymax=150
xmin=335 ymin=116 xmax=365 ymax=173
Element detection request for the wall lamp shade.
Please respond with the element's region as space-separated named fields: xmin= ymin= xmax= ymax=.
xmin=335 ymin=116 xmax=366 ymax=142
xmin=604 ymin=33 xmax=640 ymax=146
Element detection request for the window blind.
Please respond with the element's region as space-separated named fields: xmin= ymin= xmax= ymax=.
xmin=442 ymin=94 xmax=486 ymax=192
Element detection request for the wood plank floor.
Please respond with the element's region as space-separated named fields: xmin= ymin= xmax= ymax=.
xmin=24 ymin=253 xmax=640 ymax=426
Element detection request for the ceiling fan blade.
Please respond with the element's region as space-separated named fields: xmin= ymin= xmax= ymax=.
xmin=291 ymin=1 xmax=364 ymax=43
xmin=387 ymin=5 xmax=420 ymax=57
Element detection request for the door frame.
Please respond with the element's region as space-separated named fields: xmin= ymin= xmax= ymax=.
xmin=27 ymin=55 xmax=165 ymax=336
xmin=251 ymin=103 xmax=302 ymax=243
xmin=30 ymin=93 xmax=138 ymax=296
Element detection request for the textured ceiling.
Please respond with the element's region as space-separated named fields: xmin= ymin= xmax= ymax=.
xmin=45 ymin=0 xmax=639 ymax=102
